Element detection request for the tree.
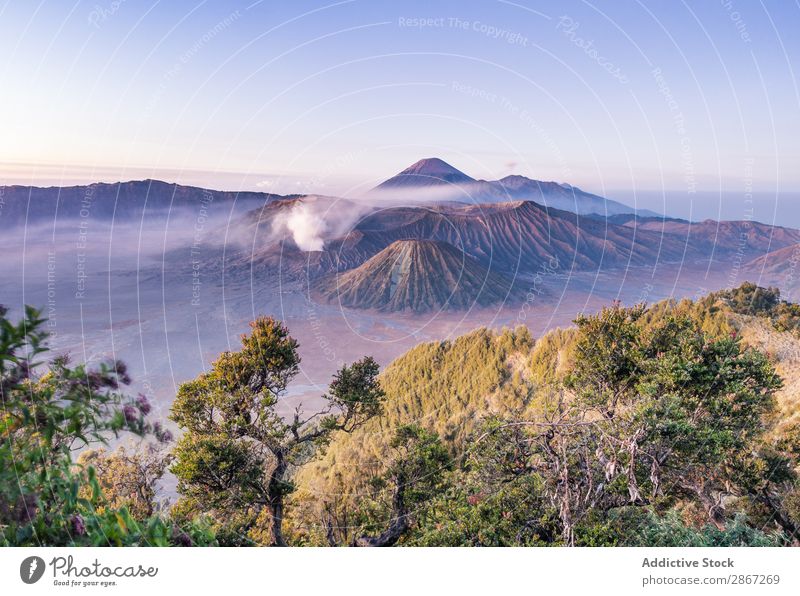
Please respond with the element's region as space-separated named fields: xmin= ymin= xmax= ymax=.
xmin=408 ymin=418 xmax=559 ymax=546
xmin=535 ymin=304 xmax=784 ymax=543
xmin=77 ymin=443 xmax=172 ymax=521
xmin=351 ymin=425 xmax=451 ymax=547
xmin=170 ymin=316 xmax=385 ymax=546
xmin=714 ymin=282 xmax=800 ymax=335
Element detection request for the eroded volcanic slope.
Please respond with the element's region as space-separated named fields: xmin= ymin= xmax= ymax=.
xmin=349 ymin=201 xmax=702 ymax=273
xmin=620 ymin=217 xmax=800 ymax=259
xmin=743 ymin=243 xmax=800 ymax=290
xmin=245 ymin=198 xmax=800 ymax=286
xmin=315 ymin=239 xmax=521 ymax=312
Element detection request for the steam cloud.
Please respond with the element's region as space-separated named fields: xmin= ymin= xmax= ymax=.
xmin=268 ymin=187 xmax=481 ymax=253
xmin=270 ymin=197 xmax=373 ymax=252
xmin=276 ymin=202 xmax=328 ymax=251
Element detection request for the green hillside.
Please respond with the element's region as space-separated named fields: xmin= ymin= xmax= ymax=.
xmin=290 ymin=284 xmax=800 ymax=546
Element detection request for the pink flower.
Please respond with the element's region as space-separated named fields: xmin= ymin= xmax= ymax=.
xmin=467 ymin=493 xmax=484 ymax=506
xmin=71 ymin=514 xmax=86 ymax=536
xmin=135 ymin=393 xmax=151 ymax=416
xmin=123 ymin=404 xmax=138 ymax=424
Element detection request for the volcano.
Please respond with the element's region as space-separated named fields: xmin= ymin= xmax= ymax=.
xmin=315 ymin=239 xmax=520 ymax=312
xmin=373 ymin=158 xmax=476 ymax=190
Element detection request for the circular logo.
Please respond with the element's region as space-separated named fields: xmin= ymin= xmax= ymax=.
xmin=19 ymin=556 xmax=46 ymax=584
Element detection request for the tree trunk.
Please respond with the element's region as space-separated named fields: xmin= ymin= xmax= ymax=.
xmin=354 ymin=472 xmax=409 ymax=547
xmin=626 ymin=431 xmax=644 ymax=503
xmin=691 ymin=483 xmax=726 ymax=530
xmin=758 ymin=489 xmax=799 ymax=545
xmin=559 ymin=462 xmax=575 ymax=546
xmin=267 ymin=453 xmax=289 ymax=547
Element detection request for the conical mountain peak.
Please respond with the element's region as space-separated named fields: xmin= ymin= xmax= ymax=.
xmin=374 ymin=158 xmax=475 ymax=190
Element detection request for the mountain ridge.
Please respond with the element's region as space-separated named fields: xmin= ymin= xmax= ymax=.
xmin=0 ymin=179 xmax=288 ymax=225
xmin=371 ymin=157 xmax=656 ymax=217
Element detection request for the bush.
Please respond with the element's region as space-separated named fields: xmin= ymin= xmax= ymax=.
xmin=0 ymin=306 xmax=214 ymax=546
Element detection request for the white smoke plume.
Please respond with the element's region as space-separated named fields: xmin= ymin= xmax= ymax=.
xmin=270 ymin=197 xmax=372 ymax=252
xmin=267 ymin=186 xmax=484 ymax=253
xmin=280 ymin=202 xmax=327 ymax=251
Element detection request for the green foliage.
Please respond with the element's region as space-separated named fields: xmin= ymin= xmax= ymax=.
xmin=360 ymin=326 xmax=532 ymax=446
xmin=170 ymin=316 xmax=385 ymax=545
xmin=713 ymin=282 xmax=800 ymax=335
xmin=293 ymin=327 xmax=534 ymax=542
xmin=527 ymin=327 xmax=577 ymax=386
xmin=323 ymin=356 xmax=385 ymax=434
xmin=77 ymin=444 xmax=172 ymax=521
xmin=546 ymin=302 xmax=785 ymax=543
xmin=0 ymin=306 xmax=212 ymax=546
xmin=9 ymin=283 xmax=797 ymax=547
xmin=577 ymin=509 xmax=782 ymax=547
xmin=388 ymin=425 xmax=451 ymax=503
xmin=296 ymin=289 xmax=799 ymax=546
xmin=408 ymin=419 xmax=559 ymax=546
xmin=293 ymin=424 xmax=451 ymax=547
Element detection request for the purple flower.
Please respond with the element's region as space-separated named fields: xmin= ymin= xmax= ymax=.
xmin=171 ymin=526 xmax=192 ymax=547
xmin=152 ymin=421 xmax=173 ymax=443
xmin=135 ymin=393 xmax=152 ymax=416
xmin=123 ymin=404 xmax=138 ymax=425
xmin=72 ymin=514 xmax=86 ymax=536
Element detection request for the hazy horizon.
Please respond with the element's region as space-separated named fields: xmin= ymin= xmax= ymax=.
xmin=4 ymin=164 xmax=800 ymax=228
xmin=2 ymin=1 xmax=798 ymax=197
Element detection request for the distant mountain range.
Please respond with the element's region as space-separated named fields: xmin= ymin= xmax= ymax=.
xmin=372 ymin=157 xmax=659 ymax=217
xmin=0 ymin=179 xmax=287 ymax=225
xmin=6 ymin=158 xmax=800 ymax=312
xmin=238 ymin=192 xmax=800 ymax=311
xmin=0 ymin=157 xmax=651 ymax=225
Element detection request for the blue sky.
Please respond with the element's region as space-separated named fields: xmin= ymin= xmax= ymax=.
xmin=1 ymin=0 xmax=798 ymax=201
